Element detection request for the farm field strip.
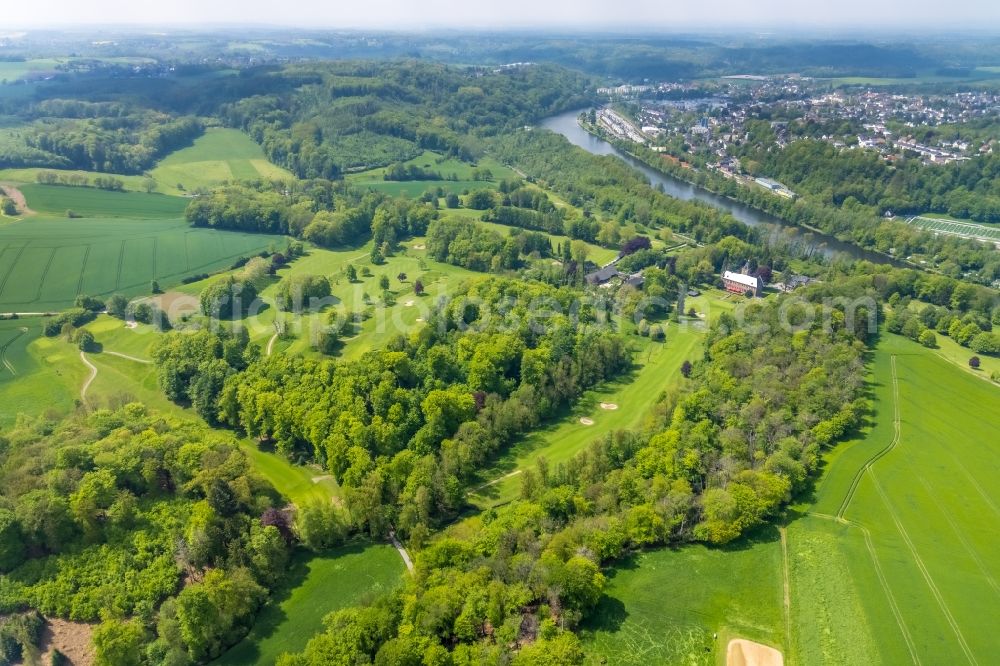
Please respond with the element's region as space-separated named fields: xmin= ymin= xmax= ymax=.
xmin=904 ymin=215 xmax=1000 ymax=243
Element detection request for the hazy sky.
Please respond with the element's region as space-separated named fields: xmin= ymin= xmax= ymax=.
xmin=5 ymin=0 xmax=999 ymax=29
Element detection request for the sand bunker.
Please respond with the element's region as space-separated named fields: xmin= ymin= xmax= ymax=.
xmin=124 ymin=320 xmax=138 ymax=329
xmin=404 ymin=299 xmax=415 ymax=307
xmin=600 ymin=402 xmax=619 ymax=410
xmin=727 ymin=639 xmax=783 ymax=666
xmin=415 ymin=317 xmax=425 ymax=322
xmin=412 ymin=243 xmax=426 ymax=250
xmin=579 ymin=417 xmax=594 ymax=425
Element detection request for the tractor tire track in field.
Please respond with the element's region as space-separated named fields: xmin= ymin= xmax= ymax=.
xmin=34 ymin=247 xmax=57 ymax=301
xmin=76 ymin=245 xmax=91 ymax=296
xmin=0 ymin=327 xmax=28 ymax=376
xmin=836 ymin=354 xmax=901 ymax=520
xmin=152 ymin=237 xmax=158 ymax=282
xmin=79 ymin=351 xmax=97 ymax=404
xmin=947 ymin=454 xmax=1000 ymax=519
xmin=114 ymin=240 xmax=126 ymax=290
xmin=808 ymin=511 xmax=921 ymax=664
xmin=868 ymin=468 xmax=978 ymax=665
xmin=915 ymin=475 xmax=1000 ymax=598
xmin=0 ymin=243 xmax=28 ymax=297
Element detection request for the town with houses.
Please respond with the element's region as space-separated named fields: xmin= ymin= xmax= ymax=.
xmin=594 ymin=76 xmax=999 ymax=171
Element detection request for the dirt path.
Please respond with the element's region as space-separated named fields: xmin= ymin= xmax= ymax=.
xmin=79 ymin=351 xmax=97 ymax=403
xmin=104 ymin=350 xmax=152 ymax=364
xmin=389 ymin=531 xmax=414 ymax=574
xmin=267 ymin=332 xmax=278 ymax=356
xmin=470 ymin=469 xmax=523 ymax=493
xmin=0 ymin=183 xmax=34 ymax=216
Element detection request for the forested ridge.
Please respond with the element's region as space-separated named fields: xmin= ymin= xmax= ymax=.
xmin=222 ymin=61 xmax=593 ymax=178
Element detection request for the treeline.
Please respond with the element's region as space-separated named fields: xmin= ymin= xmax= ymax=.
xmin=2 ymin=112 xmax=202 ymax=174
xmin=154 ymin=277 xmax=630 ymax=537
xmin=221 ymin=61 xmax=592 ymax=178
xmin=0 ymin=406 xmax=295 ymax=664
xmin=275 ymin=281 xmax=873 ymax=665
xmin=184 ymin=181 xmax=439 ymax=252
xmin=426 ymin=218 xmax=551 ymax=272
xmin=491 ymin=130 xmax=751 ymax=244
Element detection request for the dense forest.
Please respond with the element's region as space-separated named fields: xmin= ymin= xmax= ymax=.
xmin=221 ymin=61 xmax=593 ymax=178
xmin=0 ymin=406 xmax=295 ymax=664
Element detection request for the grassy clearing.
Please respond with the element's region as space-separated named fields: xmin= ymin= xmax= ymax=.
xmin=214 ymin=543 xmax=404 ymax=666
xmin=0 ymin=213 xmax=279 ymax=310
xmin=0 ymin=168 xmax=153 ymax=193
xmin=18 ymin=184 xmax=188 ymax=218
xmin=580 ymin=527 xmax=785 ymax=666
xmin=903 ymin=215 xmax=1000 ymax=243
xmin=150 ymin=128 xmax=294 ymax=194
xmin=345 ymin=150 xmax=518 ymax=197
xmin=240 ymin=442 xmax=341 ymax=506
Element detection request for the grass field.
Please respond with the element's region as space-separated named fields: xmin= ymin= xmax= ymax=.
xmin=469 ymin=326 xmax=703 ymax=508
xmin=580 ymin=528 xmax=785 ymax=666
xmin=345 ymin=150 xmax=518 ymax=197
xmin=0 ymin=169 xmax=153 ymax=193
xmin=903 ymin=215 xmax=1000 ymax=244
xmin=214 ymin=543 xmax=404 ymax=666
xmin=150 ymin=128 xmax=294 ymax=193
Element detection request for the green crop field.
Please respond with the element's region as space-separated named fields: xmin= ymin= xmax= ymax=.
xmin=0 ymin=213 xmax=280 ymax=311
xmin=18 ymin=184 xmax=189 ymax=218
xmin=580 ymin=528 xmax=786 ymax=666
xmin=0 ymin=169 xmax=153 ymax=193
xmin=150 ymin=128 xmax=294 ymax=193
xmin=214 ymin=543 xmax=405 ymax=666
xmin=903 ymin=215 xmax=1000 ymax=243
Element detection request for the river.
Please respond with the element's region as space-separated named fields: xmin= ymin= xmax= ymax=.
xmin=540 ymin=109 xmax=891 ymax=263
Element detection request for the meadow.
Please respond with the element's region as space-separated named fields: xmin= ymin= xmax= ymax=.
xmin=345 ymin=149 xmax=518 ymax=196
xmin=17 ymin=184 xmax=189 ymax=218
xmin=150 ymin=128 xmax=295 ymax=194
xmin=580 ymin=528 xmax=785 ymax=666
xmin=213 ymin=543 xmax=405 ymax=666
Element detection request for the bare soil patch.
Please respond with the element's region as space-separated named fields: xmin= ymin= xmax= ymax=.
xmin=726 ymin=639 xmax=783 ymax=666
xmin=0 ymin=183 xmax=34 ymax=216
xmin=38 ymin=617 xmax=95 ymax=666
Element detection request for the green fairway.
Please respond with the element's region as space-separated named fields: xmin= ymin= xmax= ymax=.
xmin=469 ymin=325 xmax=703 ymax=508
xmin=580 ymin=528 xmax=785 ymax=666
xmin=0 ymin=316 xmax=84 ymax=427
xmin=240 ymin=441 xmax=341 ymax=506
xmin=19 ymin=184 xmax=189 ymax=218
xmin=0 ymin=214 xmax=280 ymax=310
xmin=213 ymin=543 xmax=405 ymax=666
xmin=150 ymin=128 xmax=294 ymax=193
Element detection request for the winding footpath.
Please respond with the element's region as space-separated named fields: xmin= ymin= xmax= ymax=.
xmin=79 ymin=352 xmax=97 ymax=403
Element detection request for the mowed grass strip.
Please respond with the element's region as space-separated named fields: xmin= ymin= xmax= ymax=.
xmin=19 ymin=184 xmax=189 ymax=218
xmin=213 ymin=543 xmax=404 ymax=666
